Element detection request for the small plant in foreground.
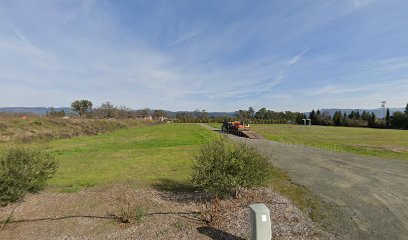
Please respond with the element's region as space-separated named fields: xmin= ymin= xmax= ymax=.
xmin=192 ymin=136 xmax=270 ymax=199
xmin=0 ymin=148 xmax=58 ymax=206
xmin=118 ymin=205 xmax=148 ymax=223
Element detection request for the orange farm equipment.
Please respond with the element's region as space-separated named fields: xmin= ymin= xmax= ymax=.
xmin=221 ymin=121 xmax=262 ymax=139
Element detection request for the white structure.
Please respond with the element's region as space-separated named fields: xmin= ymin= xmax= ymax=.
xmin=250 ymin=204 xmax=272 ymax=240
xmin=302 ymin=118 xmax=311 ymax=125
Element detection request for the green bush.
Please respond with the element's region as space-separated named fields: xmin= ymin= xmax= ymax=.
xmin=192 ymin=136 xmax=270 ymax=198
xmin=0 ymin=148 xmax=58 ymax=205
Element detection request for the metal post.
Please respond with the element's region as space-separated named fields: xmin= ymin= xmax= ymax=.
xmin=250 ymin=203 xmax=272 ymax=240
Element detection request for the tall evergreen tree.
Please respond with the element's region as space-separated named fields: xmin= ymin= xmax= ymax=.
xmin=405 ymin=103 xmax=408 ymax=115
xmin=385 ymin=108 xmax=391 ymax=127
xmin=362 ymin=111 xmax=370 ymax=121
xmin=333 ymin=111 xmax=343 ymax=126
xmin=309 ymin=110 xmax=316 ymax=124
xmin=356 ymin=110 xmax=361 ymax=119
xmin=368 ymin=113 xmax=376 ymax=127
xmin=342 ymin=112 xmax=348 ymax=126
xmin=316 ymin=109 xmax=321 ymax=125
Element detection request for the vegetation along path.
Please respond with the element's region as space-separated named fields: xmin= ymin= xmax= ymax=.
xmin=205 ymin=125 xmax=408 ymax=240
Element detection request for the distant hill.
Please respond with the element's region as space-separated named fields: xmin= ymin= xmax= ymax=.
xmin=1 ymin=107 xmax=405 ymax=118
xmin=0 ymin=107 xmax=235 ymax=118
xmin=0 ymin=107 xmax=74 ymax=115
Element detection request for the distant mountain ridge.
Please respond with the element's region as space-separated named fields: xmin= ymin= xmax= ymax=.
xmin=0 ymin=107 xmax=235 ymax=118
xmin=0 ymin=107 xmax=74 ymax=115
xmin=0 ymin=107 xmax=405 ymax=118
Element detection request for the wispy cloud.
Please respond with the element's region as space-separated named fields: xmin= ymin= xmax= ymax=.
xmin=286 ymin=48 xmax=309 ymax=66
xmin=171 ymin=29 xmax=204 ymax=46
xmin=0 ymin=0 xmax=407 ymax=111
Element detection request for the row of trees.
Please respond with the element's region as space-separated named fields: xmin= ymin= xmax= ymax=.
xmin=173 ymin=107 xmax=305 ymax=124
xmin=392 ymin=105 xmax=408 ymax=129
xmin=69 ymin=100 xmax=167 ymax=120
xmin=309 ymin=103 xmax=408 ymax=129
xmin=67 ymin=99 xmax=408 ymax=129
xmin=46 ymin=107 xmax=66 ymax=117
xmin=236 ymin=107 xmax=304 ymax=123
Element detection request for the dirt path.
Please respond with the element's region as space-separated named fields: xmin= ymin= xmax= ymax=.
xmin=201 ymin=125 xmax=408 ymax=239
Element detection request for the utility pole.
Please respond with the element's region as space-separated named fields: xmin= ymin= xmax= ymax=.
xmin=381 ymin=101 xmax=386 ymax=120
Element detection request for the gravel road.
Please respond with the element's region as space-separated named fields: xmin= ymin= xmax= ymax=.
xmin=199 ymin=124 xmax=408 ymax=240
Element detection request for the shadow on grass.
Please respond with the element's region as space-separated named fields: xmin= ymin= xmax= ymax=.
xmin=197 ymin=226 xmax=245 ymax=240
xmin=152 ymin=178 xmax=212 ymax=204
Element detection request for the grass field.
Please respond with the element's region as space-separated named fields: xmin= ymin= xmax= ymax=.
xmin=207 ymin=123 xmax=222 ymax=129
xmin=251 ymin=124 xmax=408 ymax=160
xmin=44 ymin=123 xmax=216 ymax=192
xmin=0 ymin=122 xmax=323 ymax=219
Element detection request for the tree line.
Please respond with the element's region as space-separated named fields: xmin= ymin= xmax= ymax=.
xmin=173 ymin=106 xmax=305 ymax=124
xmin=56 ymin=99 xmax=408 ymax=130
xmin=309 ymin=103 xmax=408 ymax=129
xmin=46 ymin=99 xmax=168 ymax=120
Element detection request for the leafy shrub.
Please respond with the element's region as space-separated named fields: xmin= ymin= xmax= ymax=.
xmin=0 ymin=148 xmax=58 ymax=205
xmin=192 ymin=136 xmax=270 ymax=198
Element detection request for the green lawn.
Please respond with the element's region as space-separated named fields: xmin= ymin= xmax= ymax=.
xmin=207 ymin=123 xmax=222 ymax=129
xmin=47 ymin=123 xmax=321 ymax=215
xmin=46 ymin=123 xmax=216 ymax=192
xmin=251 ymin=124 xmax=408 ymax=160
xmin=0 ymin=122 xmax=325 ymax=219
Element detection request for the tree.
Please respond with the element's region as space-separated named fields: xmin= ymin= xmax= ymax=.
xmin=315 ymin=109 xmax=322 ymax=125
xmin=99 ymin=101 xmax=117 ymax=118
xmin=117 ymin=106 xmax=132 ymax=119
xmin=296 ymin=113 xmax=306 ymax=124
xmin=152 ymin=110 xmax=167 ymax=119
xmin=333 ymin=111 xmax=343 ymax=126
xmin=235 ymin=110 xmax=249 ymax=120
xmin=46 ymin=107 xmax=65 ymax=117
xmin=248 ymin=107 xmax=255 ymax=119
xmin=392 ymin=111 xmax=408 ymax=129
xmin=385 ymin=108 xmax=391 ymax=128
xmin=255 ymin=108 xmax=267 ymax=119
xmin=362 ymin=111 xmax=370 ymax=121
xmin=309 ymin=110 xmax=316 ymax=125
xmin=368 ymin=113 xmax=376 ymax=127
xmin=355 ymin=111 xmax=361 ymax=119
xmin=405 ymin=103 xmax=408 ymax=115
xmin=138 ymin=108 xmax=151 ymax=118
xmin=71 ymin=100 xmax=93 ymax=117
xmin=348 ymin=110 xmax=355 ymax=119
xmin=342 ymin=112 xmax=348 ymax=126
xmin=201 ymin=110 xmax=209 ymax=121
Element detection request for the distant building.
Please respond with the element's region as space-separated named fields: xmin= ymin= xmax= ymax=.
xmin=157 ymin=116 xmax=167 ymax=122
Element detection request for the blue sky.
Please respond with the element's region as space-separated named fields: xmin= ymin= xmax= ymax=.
xmin=0 ymin=0 xmax=407 ymax=111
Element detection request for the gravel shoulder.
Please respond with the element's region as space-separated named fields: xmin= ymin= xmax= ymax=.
xmin=223 ymin=130 xmax=408 ymax=240
xmin=0 ymin=185 xmax=333 ymax=239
